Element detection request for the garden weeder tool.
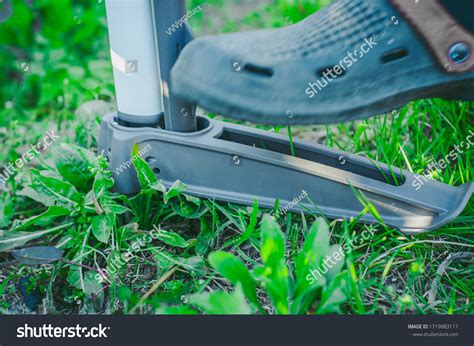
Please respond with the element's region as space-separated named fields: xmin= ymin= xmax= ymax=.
xmin=99 ymin=0 xmax=473 ymax=234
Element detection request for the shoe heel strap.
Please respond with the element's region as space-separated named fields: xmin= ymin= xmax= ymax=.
xmin=391 ymin=0 xmax=473 ymax=73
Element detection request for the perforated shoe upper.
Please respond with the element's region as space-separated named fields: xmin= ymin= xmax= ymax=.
xmin=171 ymin=0 xmax=474 ymax=124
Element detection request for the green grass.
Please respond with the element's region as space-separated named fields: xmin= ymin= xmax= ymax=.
xmin=0 ymin=0 xmax=472 ymax=315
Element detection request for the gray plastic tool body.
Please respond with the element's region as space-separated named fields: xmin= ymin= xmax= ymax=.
xmin=100 ymin=0 xmax=473 ymax=234
xmin=99 ymin=113 xmax=473 ymax=234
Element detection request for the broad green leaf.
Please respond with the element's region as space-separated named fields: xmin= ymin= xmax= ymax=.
xmin=260 ymin=214 xmax=285 ymax=267
xmin=179 ymin=255 xmax=207 ymax=277
xmin=325 ymin=244 xmax=345 ymax=281
xmin=100 ymin=198 xmax=129 ymax=214
xmin=150 ymin=181 xmax=167 ymax=194
xmin=315 ymin=272 xmax=348 ymax=314
xmin=195 ymin=217 xmax=214 ymax=256
xmin=53 ymin=143 xmax=98 ymax=190
xmin=18 ymin=169 xmax=83 ymax=210
xmin=131 ymin=143 xmax=157 ymax=189
xmin=0 ymin=223 xmax=70 ymax=252
xmin=151 ymin=249 xmax=206 ymax=276
xmin=0 ymin=192 xmax=14 ymax=228
xmin=153 ymin=228 xmax=189 ymax=248
xmin=12 ymin=246 xmax=64 ymax=265
xmin=295 ymin=218 xmax=330 ymax=289
xmin=91 ymin=214 xmax=114 ymax=243
xmin=93 ymin=172 xmax=114 ymax=199
xmin=10 ymin=206 xmax=70 ymax=232
xmin=184 ymin=194 xmax=201 ymax=206
xmin=152 ymin=249 xmax=177 ymax=270
xmin=164 ymin=180 xmax=187 ymax=204
xmin=188 ymin=284 xmax=252 ymax=314
xmin=259 ymin=214 xmax=290 ymax=314
xmin=208 ymin=251 xmax=260 ymax=309
xmin=170 ymin=198 xmax=208 ymax=219
xmin=157 ymin=305 xmax=199 ymax=315
xmin=67 ymin=267 xmax=103 ymax=295
xmin=292 ymin=218 xmax=331 ymax=313
xmin=117 ymin=286 xmax=132 ymax=302
xmin=67 ymin=266 xmax=80 ymax=289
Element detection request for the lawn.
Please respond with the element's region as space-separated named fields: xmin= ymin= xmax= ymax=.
xmin=0 ymin=0 xmax=472 ymax=315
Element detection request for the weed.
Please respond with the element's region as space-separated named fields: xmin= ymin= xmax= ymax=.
xmin=0 ymin=0 xmax=472 ymax=316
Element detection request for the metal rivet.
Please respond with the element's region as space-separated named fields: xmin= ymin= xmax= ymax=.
xmin=448 ymin=42 xmax=470 ymax=64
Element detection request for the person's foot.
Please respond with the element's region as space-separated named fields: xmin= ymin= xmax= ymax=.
xmin=171 ymin=0 xmax=474 ymax=125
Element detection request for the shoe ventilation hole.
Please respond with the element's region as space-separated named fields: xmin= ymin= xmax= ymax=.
xmin=243 ymin=63 xmax=274 ymax=78
xmin=316 ymin=65 xmax=347 ymax=79
xmin=146 ymin=156 xmax=157 ymax=163
xmin=381 ymin=48 xmax=408 ymax=64
xmin=152 ymin=167 xmax=161 ymax=175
